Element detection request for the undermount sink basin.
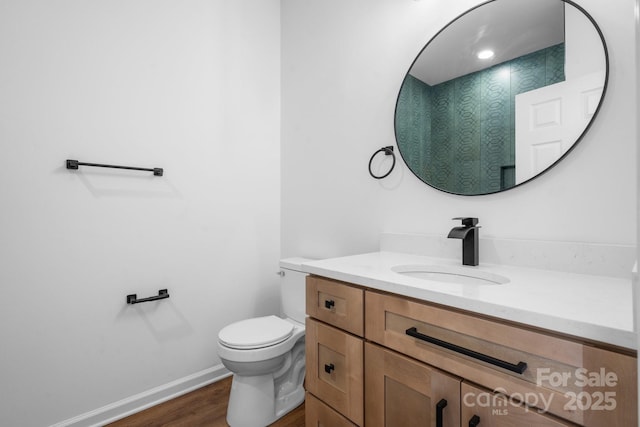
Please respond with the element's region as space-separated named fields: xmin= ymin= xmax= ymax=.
xmin=392 ymin=264 xmax=510 ymax=285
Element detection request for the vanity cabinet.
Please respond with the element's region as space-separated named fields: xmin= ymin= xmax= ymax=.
xmin=305 ymin=276 xmax=637 ymax=427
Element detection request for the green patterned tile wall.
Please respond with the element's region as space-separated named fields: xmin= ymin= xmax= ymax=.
xmin=396 ymin=43 xmax=565 ymax=194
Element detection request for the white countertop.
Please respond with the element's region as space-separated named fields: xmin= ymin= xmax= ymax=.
xmin=301 ymin=251 xmax=637 ymax=350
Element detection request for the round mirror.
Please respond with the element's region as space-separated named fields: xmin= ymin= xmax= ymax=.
xmin=394 ymin=0 xmax=608 ymax=195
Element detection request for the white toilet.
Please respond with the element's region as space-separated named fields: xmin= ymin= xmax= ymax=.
xmin=217 ymin=258 xmax=308 ymax=427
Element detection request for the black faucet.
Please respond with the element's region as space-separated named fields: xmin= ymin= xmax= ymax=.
xmin=447 ymin=217 xmax=480 ymax=266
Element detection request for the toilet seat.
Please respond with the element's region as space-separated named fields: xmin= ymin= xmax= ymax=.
xmin=218 ymin=315 xmax=294 ymax=350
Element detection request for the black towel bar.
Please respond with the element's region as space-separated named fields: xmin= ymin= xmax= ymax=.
xmin=66 ymin=159 xmax=163 ymax=176
xmin=127 ymin=289 xmax=170 ymax=304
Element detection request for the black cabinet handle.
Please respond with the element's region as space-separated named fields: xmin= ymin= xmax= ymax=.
xmin=436 ymin=399 xmax=447 ymax=427
xmin=469 ymin=415 xmax=480 ymax=427
xmin=324 ymin=300 xmax=335 ymax=309
xmin=405 ymin=327 xmax=527 ymax=374
xmin=324 ymin=363 xmax=335 ymax=374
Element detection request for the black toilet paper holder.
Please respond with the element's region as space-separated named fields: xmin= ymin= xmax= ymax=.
xmin=126 ymin=289 xmax=170 ymax=304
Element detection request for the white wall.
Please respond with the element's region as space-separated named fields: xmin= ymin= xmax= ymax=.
xmin=0 ymin=1 xmax=280 ymax=426
xmin=281 ymin=0 xmax=637 ymax=260
xmin=635 ymin=0 xmax=640 ymax=420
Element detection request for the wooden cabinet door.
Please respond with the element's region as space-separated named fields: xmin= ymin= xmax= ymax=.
xmin=306 ymin=318 xmax=364 ymax=426
xmin=305 ymin=392 xmax=358 ymax=427
xmin=461 ymin=382 xmax=576 ymax=427
xmin=365 ymin=343 xmax=461 ymax=427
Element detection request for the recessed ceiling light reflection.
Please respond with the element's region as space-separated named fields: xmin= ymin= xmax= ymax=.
xmin=477 ymin=50 xmax=495 ymax=60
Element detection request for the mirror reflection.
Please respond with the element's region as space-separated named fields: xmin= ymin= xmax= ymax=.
xmin=395 ymin=0 xmax=607 ymax=195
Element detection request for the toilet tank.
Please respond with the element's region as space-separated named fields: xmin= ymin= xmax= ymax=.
xmin=279 ymin=258 xmax=312 ymax=324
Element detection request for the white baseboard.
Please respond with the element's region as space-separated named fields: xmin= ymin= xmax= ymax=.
xmin=51 ymin=365 xmax=231 ymax=427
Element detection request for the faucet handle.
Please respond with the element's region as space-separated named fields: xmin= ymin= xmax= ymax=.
xmin=452 ymin=217 xmax=479 ymax=227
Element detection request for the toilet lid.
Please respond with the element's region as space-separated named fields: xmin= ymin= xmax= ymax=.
xmin=218 ymin=315 xmax=294 ymax=350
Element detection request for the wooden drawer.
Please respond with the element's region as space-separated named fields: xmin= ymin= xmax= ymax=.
xmin=305 ymin=392 xmax=358 ymax=427
xmin=305 ymin=318 xmax=364 ymax=426
xmin=306 ymin=276 xmax=364 ymax=336
xmin=365 ymin=290 xmax=637 ymax=426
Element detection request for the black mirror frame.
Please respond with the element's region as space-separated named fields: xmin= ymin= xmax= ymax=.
xmin=393 ymin=0 xmax=609 ymax=196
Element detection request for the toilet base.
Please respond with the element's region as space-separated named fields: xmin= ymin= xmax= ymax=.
xmin=226 ymin=373 xmax=304 ymax=427
xmin=227 ymin=374 xmax=275 ymax=427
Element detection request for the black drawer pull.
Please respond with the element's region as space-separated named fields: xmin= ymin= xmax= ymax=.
xmin=469 ymin=415 xmax=480 ymax=427
xmin=405 ymin=327 xmax=527 ymax=374
xmin=324 ymin=363 xmax=335 ymax=374
xmin=436 ymin=399 xmax=447 ymax=427
xmin=324 ymin=299 xmax=335 ymax=309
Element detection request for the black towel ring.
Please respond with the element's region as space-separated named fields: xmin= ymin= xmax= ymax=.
xmin=368 ymin=146 xmax=396 ymax=179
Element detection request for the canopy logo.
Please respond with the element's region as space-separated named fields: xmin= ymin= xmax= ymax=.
xmin=462 ymin=367 xmax=619 ymax=415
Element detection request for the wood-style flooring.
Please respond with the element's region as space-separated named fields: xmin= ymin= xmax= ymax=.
xmin=106 ymin=376 xmax=305 ymax=427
